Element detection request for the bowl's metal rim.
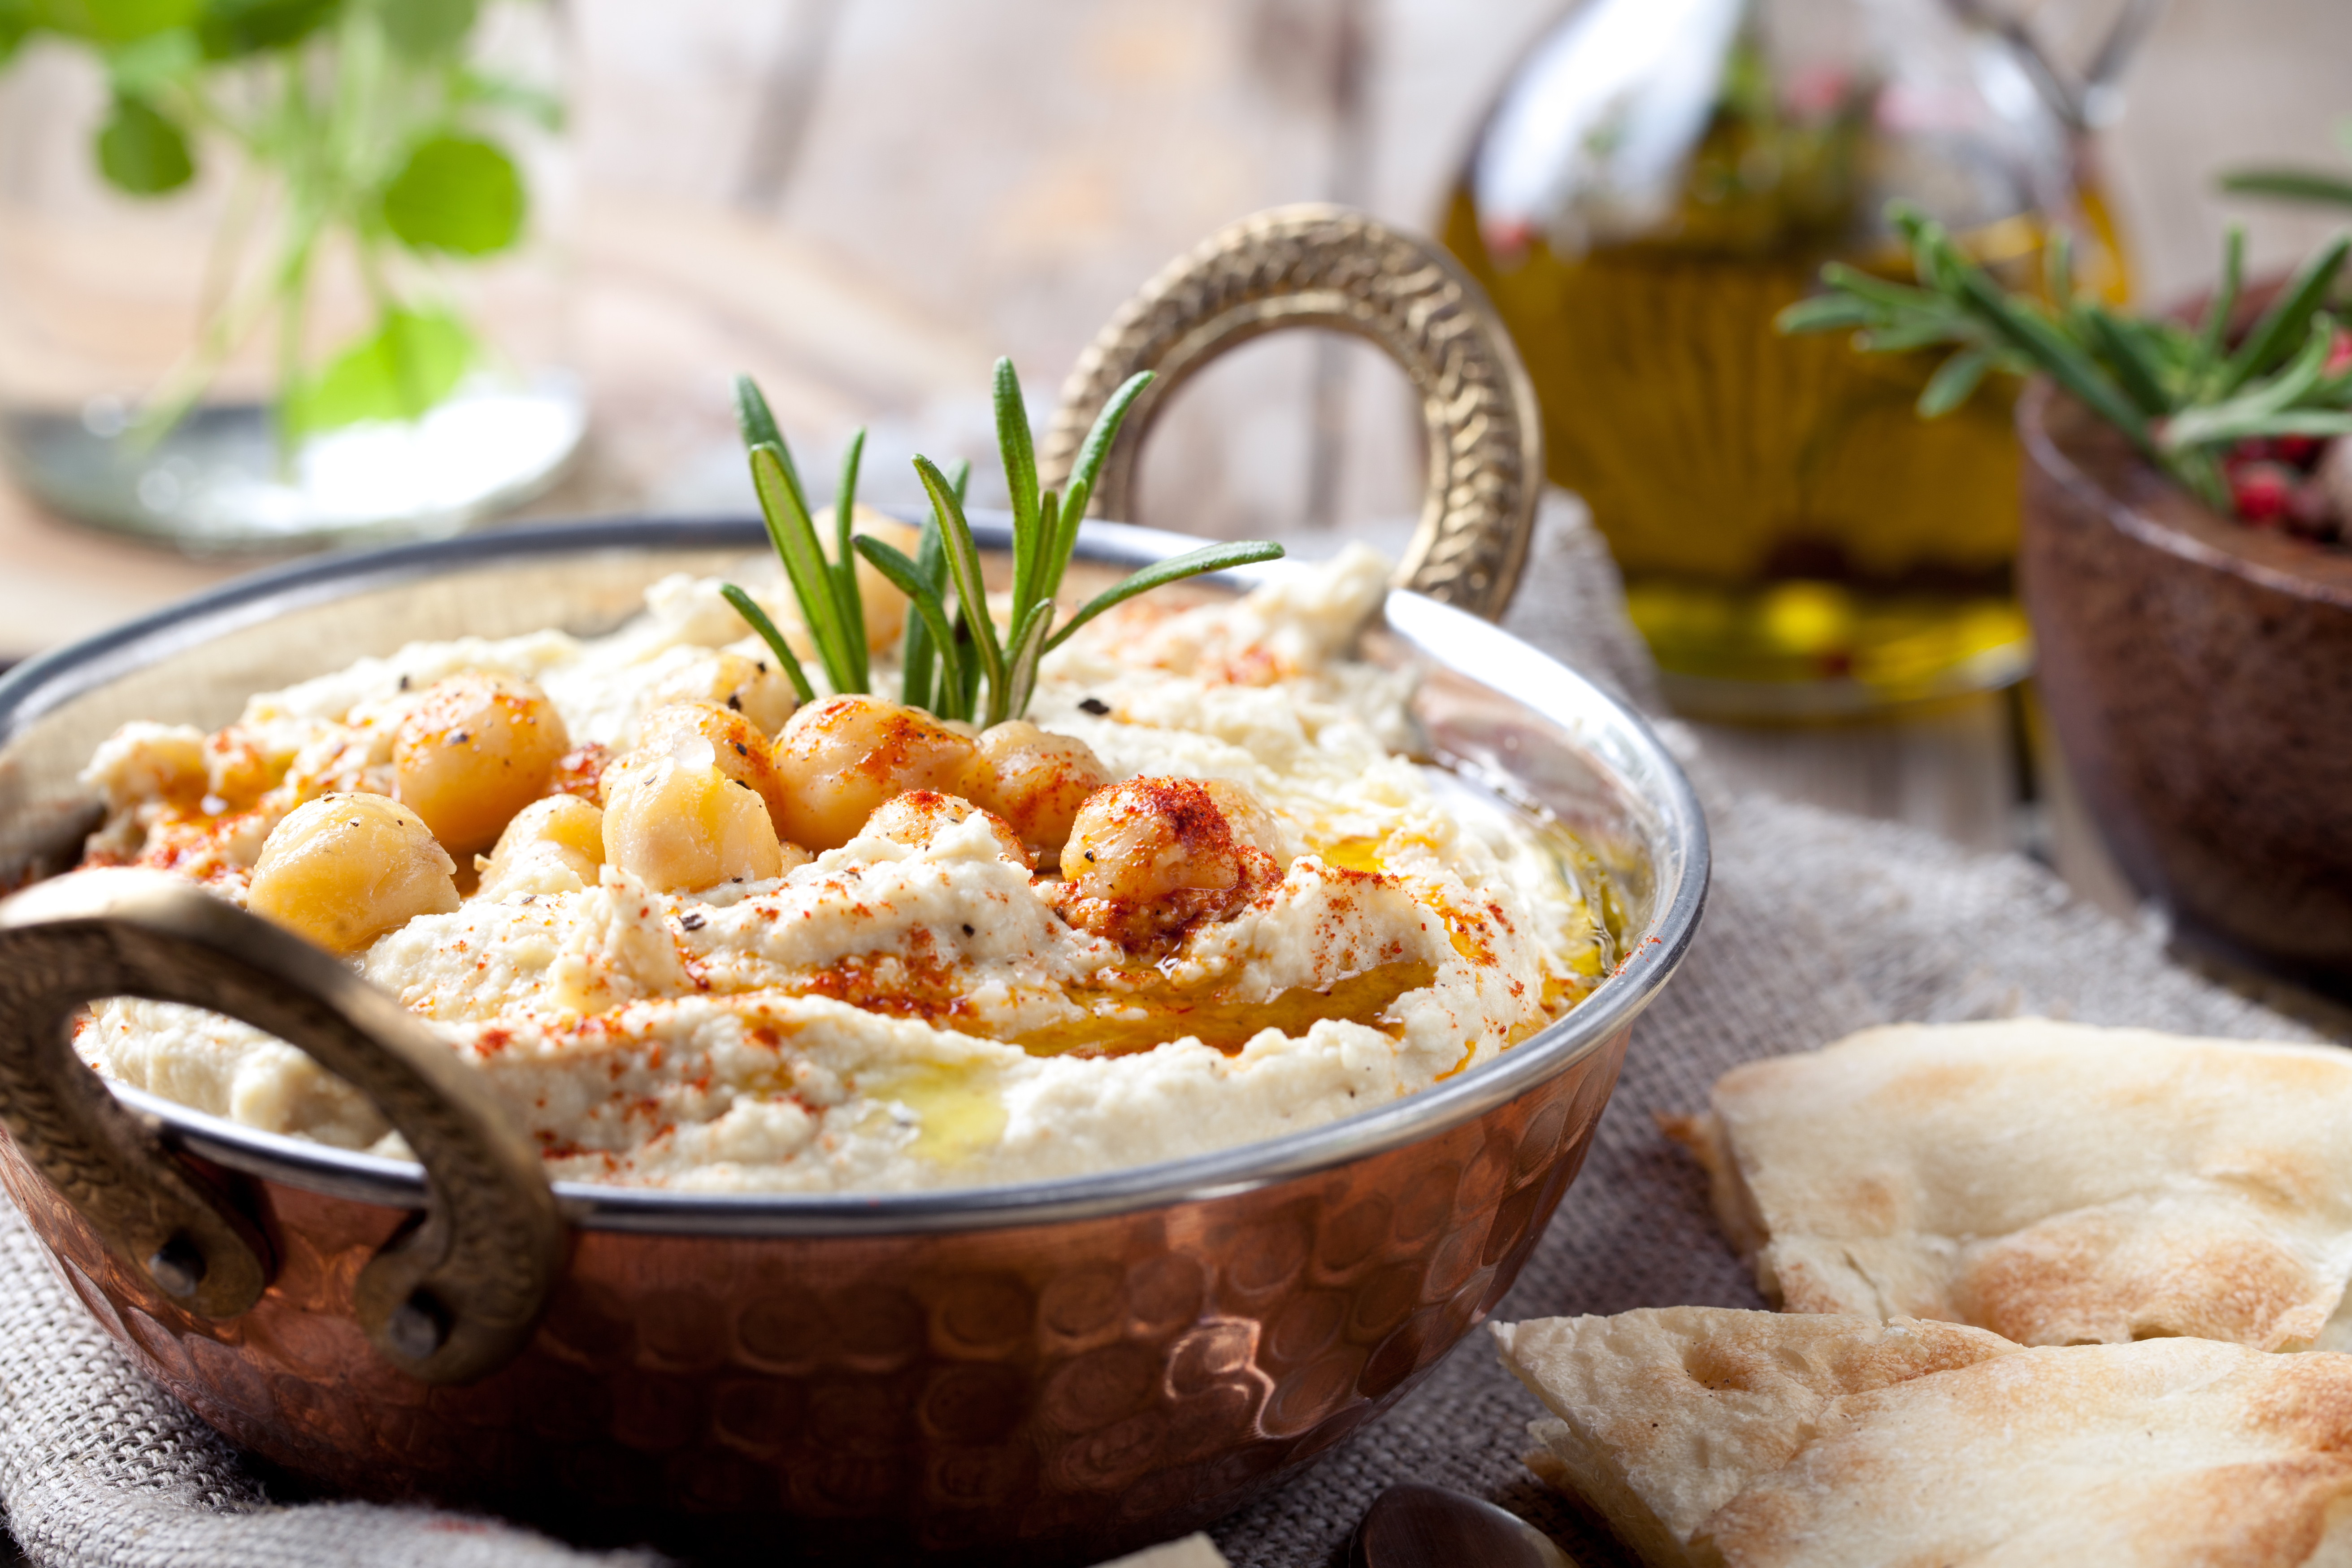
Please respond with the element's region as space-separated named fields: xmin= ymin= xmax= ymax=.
xmin=0 ymin=514 xmax=1710 ymax=1238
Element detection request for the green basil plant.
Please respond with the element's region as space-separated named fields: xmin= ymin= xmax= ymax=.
xmin=0 ymin=0 xmax=555 ymax=444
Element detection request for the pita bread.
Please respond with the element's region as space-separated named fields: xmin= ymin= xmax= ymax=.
xmin=1661 ymin=1019 xmax=2352 ymax=1351
xmin=1495 ymin=1307 xmax=2352 ymax=1568
xmin=1491 ymin=1309 xmax=2015 ymax=1566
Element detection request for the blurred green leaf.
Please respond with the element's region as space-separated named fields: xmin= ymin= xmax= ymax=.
xmin=2219 ymin=169 xmax=2352 ymax=210
xmin=2220 ymin=233 xmax=2351 ymax=392
xmin=194 ymin=0 xmax=335 ymax=56
xmin=281 ymin=306 xmax=473 ymax=434
xmin=1815 ymin=261 xmax=1937 ymax=310
xmin=2193 ymin=226 xmax=2245 ymax=380
xmin=2079 ymin=306 xmax=2172 ymax=416
xmin=36 ymin=0 xmax=198 ymax=45
xmin=1916 ymin=348 xmax=1992 ymax=417
xmin=1773 ymin=294 xmax=1879 ymax=334
xmin=2042 ymin=230 xmax=2074 ymax=315
xmin=380 ymin=0 xmax=470 ymax=57
xmin=0 ymin=0 xmax=31 ymax=64
xmin=452 ymin=67 xmax=564 ymax=132
xmin=381 ymin=134 xmax=523 ymax=256
xmin=1856 ymin=317 xmax=1970 ymax=354
xmin=1780 ymin=195 xmax=2352 ymax=516
xmin=1954 ymin=267 xmax=2152 ymax=447
xmin=105 ymin=24 xmax=200 ymax=94
xmin=95 ymin=92 xmax=194 ymax=194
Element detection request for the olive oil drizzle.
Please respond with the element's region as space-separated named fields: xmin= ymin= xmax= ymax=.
xmin=1010 ymin=960 xmax=1438 ymax=1060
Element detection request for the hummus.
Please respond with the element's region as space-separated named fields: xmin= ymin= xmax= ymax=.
xmin=71 ymin=546 xmax=1617 ymax=1192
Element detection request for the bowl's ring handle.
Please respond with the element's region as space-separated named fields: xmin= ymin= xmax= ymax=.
xmin=1038 ymin=203 xmax=1545 ymax=621
xmin=0 ymin=872 xmax=564 ymax=1385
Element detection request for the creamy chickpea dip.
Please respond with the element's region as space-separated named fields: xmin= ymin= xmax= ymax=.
xmin=69 ymin=545 xmax=1614 ymax=1192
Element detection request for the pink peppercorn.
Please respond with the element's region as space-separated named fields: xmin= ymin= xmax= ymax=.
xmin=2231 ymin=462 xmax=2293 ymax=525
xmin=2273 ymin=434 xmax=2323 ymax=468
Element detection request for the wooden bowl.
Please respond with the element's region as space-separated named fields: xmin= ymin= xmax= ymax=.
xmin=2018 ymin=379 xmax=2352 ymax=996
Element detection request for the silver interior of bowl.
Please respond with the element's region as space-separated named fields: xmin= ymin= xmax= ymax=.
xmin=0 ymin=515 xmax=1708 ymax=1235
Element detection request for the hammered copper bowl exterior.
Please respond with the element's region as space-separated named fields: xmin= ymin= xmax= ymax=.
xmin=2019 ymin=382 xmax=2352 ymax=992
xmin=0 ymin=1035 xmax=1623 ymax=1564
xmin=0 ymin=515 xmax=1703 ymax=1562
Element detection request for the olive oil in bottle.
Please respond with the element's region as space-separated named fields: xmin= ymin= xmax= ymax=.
xmin=1444 ymin=0 xmax=2127 ymax=717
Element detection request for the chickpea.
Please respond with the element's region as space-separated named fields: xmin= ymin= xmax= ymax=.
xmin=1198 ymin=779 xmax=1284 ymax=859
xmin=248 ymin=794 xmax=460 ymax=955
xmin=769 ymin=695 xmax=978 ymax=851
xmin=650 ymin=651 xmax=798 ymax=737
xmin=965 ymin=721 xmax=1112 ymax=866
xmin=635 ymin=702 xmax=794 ymax=838
xmin=861 ymin=791 xmax=1029 ymax=866
xmin=475 ymin=795 xmax=606 ymax=900
xmin=548 ymin=741 xmax=611 ymax=803
xmin=393 ymin=673 xmax=570 ymax=857
xmin=1057 ymin=776 xmax=1283 ymax=946
xmin=601 ymin=749 xmax=787 ymax=893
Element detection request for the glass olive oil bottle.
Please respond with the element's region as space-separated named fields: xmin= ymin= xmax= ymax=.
xmin=1445 ymin=0 xmax=2129 ymax=717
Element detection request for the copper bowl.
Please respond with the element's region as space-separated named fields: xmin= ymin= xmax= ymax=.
xmin=0 ymin=209 xmax=1705 ymax=1562
xmin=2019 ymin=378 xmax=2352 ymax=996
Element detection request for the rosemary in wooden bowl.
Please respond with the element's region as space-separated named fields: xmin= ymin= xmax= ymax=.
xmin=1778 ymin=202 xmax=2352 ymax=528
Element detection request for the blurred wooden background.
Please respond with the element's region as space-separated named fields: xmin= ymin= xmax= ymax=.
xmin=3 ymin=0 xmax=2347 ymax=912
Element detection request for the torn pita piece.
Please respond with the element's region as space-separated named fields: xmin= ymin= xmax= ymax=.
xmin=1661 ymin=1019 xmax=2352 ymax=1350
xmin=1494 ymin=1307 xmax=2352 ymax=1568
xmin=1089 ymin=1534 xmax=1229 ymax=1568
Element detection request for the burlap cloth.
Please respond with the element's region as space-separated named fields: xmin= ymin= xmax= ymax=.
xmin=0 ymin=500 xmax=2321 ymax=1568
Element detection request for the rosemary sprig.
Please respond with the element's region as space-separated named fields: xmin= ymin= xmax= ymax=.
xmin=909 ymin=451 xmax=1009 ymax=721
xmin=1775 ymin=202 xmax=2352 ymax=513
xmin=2224 ymin=170 xmax=2352 ymax=208
xmin=2220 ymin=123 xmax=2352 ymax=213
xmin=717 ymin=584 xmax=815 ymax=704
xmin=724 ymin=358 xmax=1284 ymax=724
xmin=855 ymin=537 xmax=964 ymax=699
xmin=746 ymin=430 xmax=861 ymax=695
xmin=831 ymin=427 xmax=870 ymax=692
xmin=893 ymin=459 xmax=965 ymax=716
xmin=1040 ymin=539 xmax=1289 ymax=652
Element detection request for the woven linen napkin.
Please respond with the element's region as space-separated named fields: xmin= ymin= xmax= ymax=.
xmin=0 ymin=499 xmax=2319 ymax=1568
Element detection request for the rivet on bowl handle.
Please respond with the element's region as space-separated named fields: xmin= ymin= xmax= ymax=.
xmin=0 ymin=872 xmax=565 ymax=1384
xmin=1039 ymin=203 xmax=1546 ymax=621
